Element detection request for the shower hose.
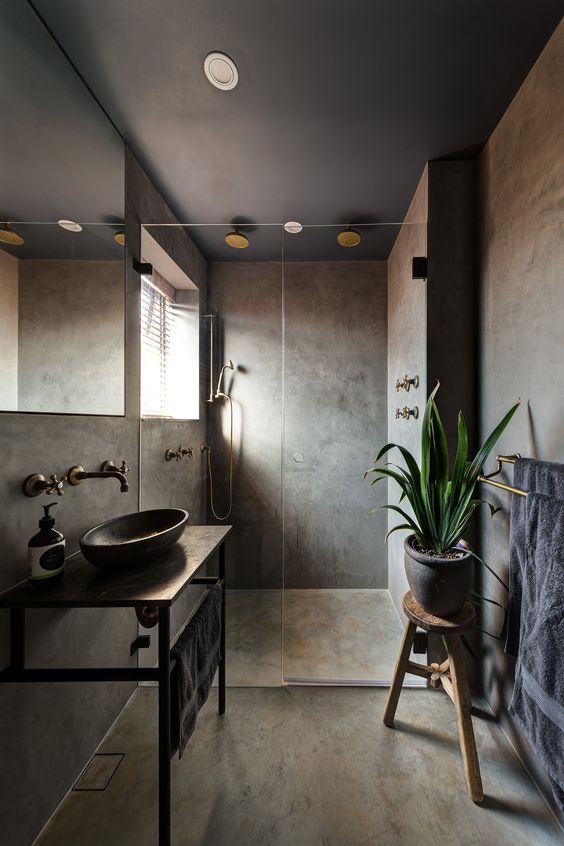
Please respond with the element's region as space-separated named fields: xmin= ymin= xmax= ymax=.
xmin=207 ymin=394 xmax=233 ymax=520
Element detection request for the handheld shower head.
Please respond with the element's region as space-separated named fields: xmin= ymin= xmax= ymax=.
xmin=215 ymin=360 xmax=234 ymax=398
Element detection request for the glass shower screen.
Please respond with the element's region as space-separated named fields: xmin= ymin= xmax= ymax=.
xmin=281 ymin=223 xmax=413 ymax=684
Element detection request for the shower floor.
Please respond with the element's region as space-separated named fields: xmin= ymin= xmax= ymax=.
xmin=224 ymin=588 xmax=407 ymax=686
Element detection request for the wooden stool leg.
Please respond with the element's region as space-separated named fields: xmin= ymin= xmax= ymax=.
xmin=446 ymin=635 xmax=484 ymax=803
xmin=383 ymin=620 xmax=416 ymax=728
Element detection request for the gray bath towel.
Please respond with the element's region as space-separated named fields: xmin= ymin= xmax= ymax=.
xmin=509 ymin=491 xmax=564 ymax=812
xmin=171 ymin=588 xmax=222 ymax=758
xmin=505 ymin=458 xmax=564 ymax=657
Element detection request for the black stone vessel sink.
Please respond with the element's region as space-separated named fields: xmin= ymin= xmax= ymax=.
xmin=80 ymin=509 xmax=189 ymax=570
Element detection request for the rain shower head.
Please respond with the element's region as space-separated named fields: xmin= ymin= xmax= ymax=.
xmin=215 ymin=360 xmax=234 ymax=398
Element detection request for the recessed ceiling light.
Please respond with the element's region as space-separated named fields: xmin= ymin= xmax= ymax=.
xmin=204 ymin=52 xmax=238 ymax=91
xmin=225 ymin=229 xmax=249 ymax=249
xmin=114 ymin=231 xmax=125 ymax=246
xmin=0 ymin=223 xmax=24 ymax=245
xmin=58 ymin=219 xmax=82 ymax=232
xmin=284 ymin=221 xmax=303 ymax=234
xmin=337 ymin=227 xmax=361 ymax=248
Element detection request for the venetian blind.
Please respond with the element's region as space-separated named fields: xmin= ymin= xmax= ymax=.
xmin=140 ymin=273 xmax=173 ymax=417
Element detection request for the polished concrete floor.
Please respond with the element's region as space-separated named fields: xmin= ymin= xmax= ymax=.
xmin=225 ymin=589 xmax=406 ymax=686
xmin=37 ymin=686 xmax=563 ymax=846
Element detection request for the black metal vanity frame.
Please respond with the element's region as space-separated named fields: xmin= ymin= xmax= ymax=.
xmin=0 ymin=524 xmax=231 ymax=846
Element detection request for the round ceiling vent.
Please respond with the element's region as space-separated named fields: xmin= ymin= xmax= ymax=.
xmin=284 ymin=221 xmax=303 ymax=234
xmin=58 ymin=219 xmax=82 ymax=232
xmin=204 ymin=52 xmax=238 ymax=91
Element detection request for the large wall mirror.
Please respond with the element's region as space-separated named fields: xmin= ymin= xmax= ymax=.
xmin=0 ymin=2 xmax=125 ymax=416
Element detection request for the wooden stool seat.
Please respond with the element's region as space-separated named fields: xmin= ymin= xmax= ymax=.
xmin=403 ymin=591 xmax=475 ymax=633
xmin=383 ymin=591 xmax=484 ymax=803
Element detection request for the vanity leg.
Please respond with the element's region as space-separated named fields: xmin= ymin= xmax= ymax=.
xmin=10 ymin=609 xmax=25 ymax=670
xmin=219 ymin=542 xmax=226 ymax=716
xmin=158 ymin=606 xmax=171 ymax=846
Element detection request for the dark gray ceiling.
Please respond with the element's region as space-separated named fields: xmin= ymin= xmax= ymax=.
xmin=18 ymin=2 xmax=564 ymax=259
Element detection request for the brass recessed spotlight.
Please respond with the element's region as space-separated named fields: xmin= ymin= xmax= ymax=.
xmin=0 ymin=223 xmax=25 ymax=246
xmin=224 ymin=229 xmax=249 ymax=249
xmin=114 ymin=231 xmax=125 ymax=246
xmin=337 ymin=227 xmax=361 ymax=248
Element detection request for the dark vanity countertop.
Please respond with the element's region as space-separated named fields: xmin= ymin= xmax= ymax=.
xmin=0 ymin=525 xmax=232 ymax=609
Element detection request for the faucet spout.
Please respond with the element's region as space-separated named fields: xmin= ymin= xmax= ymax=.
xmin=67 ymin=465 xmax=129 ymax=492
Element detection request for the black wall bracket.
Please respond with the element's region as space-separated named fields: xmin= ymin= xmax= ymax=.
xmin=412 ymin=256 xmax=428 ymax=280
xmin=130 ymin=634 xmax=151 ymax=656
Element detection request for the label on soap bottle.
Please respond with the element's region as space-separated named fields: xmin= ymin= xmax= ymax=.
xmin=28 ymin=541 xmax=65 ymax=581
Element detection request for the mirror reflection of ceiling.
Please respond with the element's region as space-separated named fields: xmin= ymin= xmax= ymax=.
xmin=11 ymin=2 xmax=564 ymax=260
xmin=0 ymin=2 xmax=124 ymax=260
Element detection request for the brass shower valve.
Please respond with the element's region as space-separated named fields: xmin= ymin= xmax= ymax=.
xmin=395 ymin=374 xmax=419 ymax=392
xmin=165 ymin=446 xmax=194 ymax=462
xmin=395 ymin=406 xmax=419 ymax=420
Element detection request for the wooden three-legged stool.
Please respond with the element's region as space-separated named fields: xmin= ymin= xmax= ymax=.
xmin=384 ymin=591 xmax=484 ymax=803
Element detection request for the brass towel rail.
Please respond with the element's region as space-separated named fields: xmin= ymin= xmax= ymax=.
xmin=478 ymin=454 xmax=528 ymax=497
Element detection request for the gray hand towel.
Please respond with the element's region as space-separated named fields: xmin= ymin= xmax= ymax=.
xmin=509 ymin=491 xmax=564 ymax=812
xmin=171 ymin=588 xmax=222 ymax=758
xmin=505 ymin=458 xmax=564 ymax=657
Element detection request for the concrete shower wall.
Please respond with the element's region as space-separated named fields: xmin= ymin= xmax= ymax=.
xmin=386 ymin=172 xmax=428 ymax=615
xmin=386 ymin=160 xmax=477 ymax=620
xmin=284 ymin=261 xmax=388 ymax=589
xmin=207 ymin=261 xmax=283 ymax=590
xmin=478 ymin=20 xmax=564 ymax=820
xmin=207 ymin=260 xmax=388 ymax=591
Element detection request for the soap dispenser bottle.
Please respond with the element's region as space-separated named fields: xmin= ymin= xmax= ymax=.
xmin=28 ymin=503 xmax=65 ymax=586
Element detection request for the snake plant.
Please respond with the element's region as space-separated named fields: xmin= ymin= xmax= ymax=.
xmin=366 ymin=383 xmax=519 ymax=555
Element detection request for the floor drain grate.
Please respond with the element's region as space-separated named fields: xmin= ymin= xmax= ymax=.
xmin=72 ymin=753 xmax=124 ymax=792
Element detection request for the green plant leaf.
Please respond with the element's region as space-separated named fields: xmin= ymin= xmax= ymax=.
xmin=465 ymin=547 xmax=509 ymax=591
xmin=470 ymin=590 xmax=504 ymax=609
xmin=385 ymin=523 xmax=414 ymax=542
xmin=449 ymin=411 xmax=468 ymax=511
xmin=465 ymin=402 xmax=520 ymax=485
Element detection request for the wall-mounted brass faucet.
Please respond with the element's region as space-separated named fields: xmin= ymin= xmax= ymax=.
xmin=395 ymin=406 xmax=419 ymax=420
xmin=67 ymin=461 xmax=129 ymax=493
xmin=165 ymin=446 xmax=194 ymax=462
xmin=24 ymin=460 xmax=130 ymax=496
xmin=395 ymin=374 xmax=419 ymax=392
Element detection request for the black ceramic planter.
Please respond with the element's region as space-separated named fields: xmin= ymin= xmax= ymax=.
xmin=404 ymin=534 xmax=473 ymax=618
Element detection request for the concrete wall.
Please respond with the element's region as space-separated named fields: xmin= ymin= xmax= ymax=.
xmin=0 ymin=150 xmax=208 ymax=845
xmin=17 ymin=260 xmax=124 ymax=414
xmin=386 ymin=172 xmax=428 ymax=614
xmin=133 ymin=157 xmax=209 ymax=666
xmin=207 ymin=260 xmax=388 ymax=591
xmin=478 ymin=20 xmax=564 ymax=820
xmin=386 ymin=160 xmax=478 ymax=619
xmin=0 ymin=249 xmax=19 ymax=410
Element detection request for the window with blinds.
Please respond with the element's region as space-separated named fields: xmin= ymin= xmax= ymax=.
xmin=140 ymin=270 xmax=200 ymax=420
xmin=141 ymin=275 xmax=173 ymax=417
